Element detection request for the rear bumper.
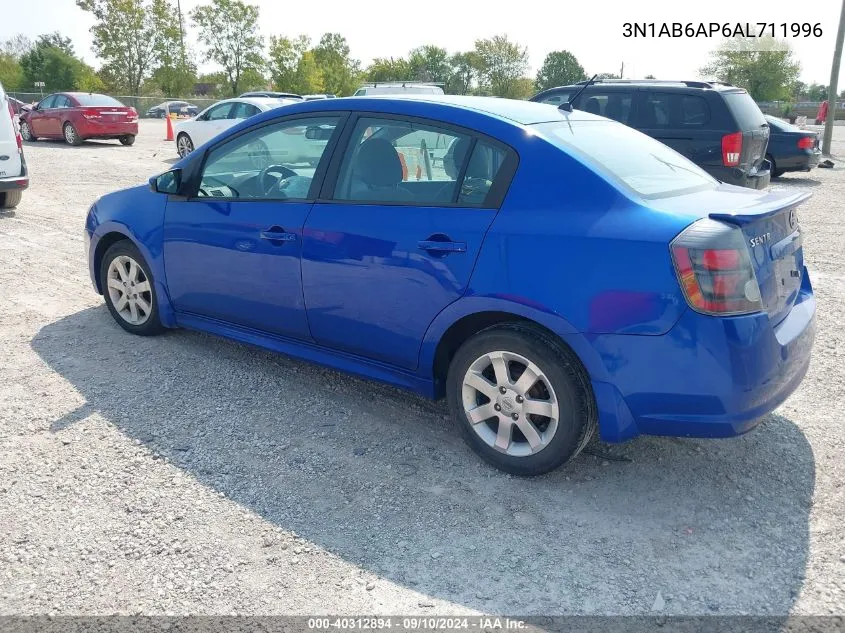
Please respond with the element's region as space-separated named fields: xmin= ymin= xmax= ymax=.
xmin=0 ymin=156 xmax=29 ymax=191
xmin=705 ymin=164 xmax=771 ymax=190
xmin=776 ymin=150 xmax=821 ymax=173
xmin=588 ymin=268 xmax=816 ymax=443
xmin=77 ymin=121 xmax=138 ymax=138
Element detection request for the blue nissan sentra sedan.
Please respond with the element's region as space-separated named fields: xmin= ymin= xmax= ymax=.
xmin=84 ymin=95 xmax=816 ymax=476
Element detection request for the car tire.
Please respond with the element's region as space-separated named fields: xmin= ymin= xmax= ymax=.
xmin=19 ymin=121 xmax=36 ymax=142
xmin=100 ymin=240 xmax=164 ymax=336
xmin=63 ymin=122 xmax=82 ymax=146
xmin=176 ymin=133 xmax=194 ymax=158
xmin=119 ymin=135 xmax=136 ymax=146
xmin=1 ymin=190 xmax=22 ymax=209
xmin=446 ymin=323 xmax=596 ymax=476
xmin=767 ymin=154 xmax=784 ymax=179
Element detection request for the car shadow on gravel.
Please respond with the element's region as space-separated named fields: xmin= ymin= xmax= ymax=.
xmin=31 ymin=307 xmax=815 ymax=615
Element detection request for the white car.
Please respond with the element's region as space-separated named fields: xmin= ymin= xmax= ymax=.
xmin=0 ymin=81 xmax=28 ymax=209
xmin=174 ymin=97 xmax=296 ymax=158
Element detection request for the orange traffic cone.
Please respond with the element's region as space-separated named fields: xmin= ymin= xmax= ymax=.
xmin=165 ymin=115 xmax=174 ymax=141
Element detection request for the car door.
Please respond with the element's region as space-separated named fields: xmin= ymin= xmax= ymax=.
xmin=29 ymin=95 xmax=56 ymax=137
xmin=162 ymin=113 xmax=344 ymax=339
xmin=301 ymin=115 xmax=516 ymax=370
xmin=50 ymin=95 xmax=72 ymax=136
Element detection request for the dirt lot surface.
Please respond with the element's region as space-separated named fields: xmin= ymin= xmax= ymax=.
xmin=1 ymin=119 xmax=843 ymax=617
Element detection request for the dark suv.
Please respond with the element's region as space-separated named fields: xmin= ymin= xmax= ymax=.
xmin=530 ymin=80 xmax=771 ymax=190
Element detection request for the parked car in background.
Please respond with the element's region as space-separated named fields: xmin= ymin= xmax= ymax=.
xmin=19 ymin=92 xmax=138 ymax=146
xmin=146 ymin=101 xmax=199 ymax=118
xmin=764 ymin=115 xmax=821 ymax=178
xmin=7 ymin=96 xmax=31 ymax=119
xmin=86 ymin=95 xmax=814 ymax=476
xmin=353 ymin=82 xmax=444 ymax=96
xmin=174 ymin=97 xmax=297 ymax=158
xmin=303 ymin=94 xmax=337 ymax=100
xmin=0 ymin=82 xmax=29 ymax=208
xmin=531 ymin=79 xmax=772 ymax=190
xmin=239 ymin=91 xmax=304 ymax=101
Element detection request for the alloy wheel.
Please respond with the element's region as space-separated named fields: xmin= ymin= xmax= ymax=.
xmin=20 ymin=122 xmax=32 ymax=141
xmin=106 ymin=255 xmax=153 ymax=326
xmin=177 ymin=135 xmax=193 ymax=157
xmin=461 ymin=350 xmax=560 ymax=457
xmin=64 ymin=124 xmax=76 ymax=144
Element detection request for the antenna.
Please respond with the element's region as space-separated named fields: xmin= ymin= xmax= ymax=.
xmin=560 ymin=74 xmax=598 ymax=112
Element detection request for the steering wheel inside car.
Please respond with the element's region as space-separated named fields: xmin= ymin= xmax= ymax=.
xmin=259 ymin=165 xmax=298 ymax=195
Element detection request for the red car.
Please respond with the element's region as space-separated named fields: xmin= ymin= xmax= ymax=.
xmin=19 ymin=92 xmax=138 ymax=146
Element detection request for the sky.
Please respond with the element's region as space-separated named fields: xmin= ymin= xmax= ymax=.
xmin=2 ymin=0 xmax=844 ymax=88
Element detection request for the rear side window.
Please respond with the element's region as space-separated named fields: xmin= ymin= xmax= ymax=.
xmin=577 ymin=91 xmax=633 ymax=124
xmin=722 ymin=91 xmax=767 ymax=130
xmin=74 ymin=94 xmax=124 ymax=107
xmin=680 ymin=96 xmax=709 ymax=126
xmin=636 ymin=92 xmax=672 ymax=127
xmin=536 ymin=120 xmax=717 ymax=199
xmin=332 ymin=117 xmax=509 ymax=207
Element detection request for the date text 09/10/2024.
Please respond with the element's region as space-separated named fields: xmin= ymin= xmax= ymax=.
xmin=623 ymin=22 xmax=822 ymax=38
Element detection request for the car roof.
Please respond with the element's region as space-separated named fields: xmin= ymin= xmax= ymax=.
xmin=279 ymin=94 xmax=600 ymax=125
xmin=533 ymin=80 xmax=747 ymax=97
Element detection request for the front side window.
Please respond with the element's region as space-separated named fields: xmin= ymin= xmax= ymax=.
xmin=335 ymin=117 xmax=497 ymax=205
xmin=39 ymin=95 xmax=58 ymax=109
xmin=539 ymin=91 xmax=572 ymax=106
xmin=229 ymin=102 xmax=259 ymax=119
xmin=197 ymin=116 xmax=340 ymax=200
xmin=54 ymin=95 xmax=72 ymax=108
xmin=205 ymin=103 xmax=233 ymax=121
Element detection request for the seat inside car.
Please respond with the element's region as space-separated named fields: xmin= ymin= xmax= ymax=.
xmin=584 ymin=97 xmax=602 ymax=115
xmin=348 ymin=138 xmax=414 ymax=201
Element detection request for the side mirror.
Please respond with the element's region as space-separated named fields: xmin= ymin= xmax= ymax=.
xmin=149 ymin=169 xmax=182 ymax=194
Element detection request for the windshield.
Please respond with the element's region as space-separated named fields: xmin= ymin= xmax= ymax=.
xmin=74 ymin=94 xmax=124 ymax=107
xmin=534 ymin=120 xmax=717 ymax=199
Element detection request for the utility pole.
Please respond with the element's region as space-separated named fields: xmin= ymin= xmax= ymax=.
xmin=176 ymin=0 xmax=186 ymax=66
xmin=822 ymin=0 xmax=845 ymax=155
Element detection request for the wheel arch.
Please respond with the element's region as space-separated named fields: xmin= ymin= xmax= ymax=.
xmin=421 ymin=298 xmax=610 ymax=399
xmin=92 ymin=230 xmax=133 ymax=294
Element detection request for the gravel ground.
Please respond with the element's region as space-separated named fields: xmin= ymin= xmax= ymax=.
xmin=0 ymin=119 xmax=844 ymax=617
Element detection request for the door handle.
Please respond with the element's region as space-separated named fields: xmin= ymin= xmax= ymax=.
xmin=260 ymin=226 xmax=296 ymax=243
xmin=418 ymin=239 xmax=467 ymax=253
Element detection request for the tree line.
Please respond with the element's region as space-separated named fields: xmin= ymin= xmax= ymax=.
xmin=0 ymin=0 xmax=594 ymax=99
xmin=0 ymin=0 xmax=836 ymax=104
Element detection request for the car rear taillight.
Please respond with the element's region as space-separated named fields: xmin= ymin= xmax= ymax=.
xmin=721 ymin=131 xmax=742 ymax=167
xmin=7 ymin=101 xmax=23 ymax=152
xmin=670 ymin=219 xmax=762 ymax=316
xmin=797 ymin=136 xmax=815 ymax=150
xmin=82 ymin=108 xmax=102 ymax=120
xmin=128 ymin=107 xmax=138 ymax=121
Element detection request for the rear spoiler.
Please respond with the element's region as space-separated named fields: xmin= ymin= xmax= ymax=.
xmin=709 ymin=190 xmax=812 ymax=226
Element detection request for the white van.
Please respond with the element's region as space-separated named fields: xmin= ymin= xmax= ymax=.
xmin=353 ymin=83 xmax=445 ymax=97
xmin=0 ymin=82 xmax=28 ymax=209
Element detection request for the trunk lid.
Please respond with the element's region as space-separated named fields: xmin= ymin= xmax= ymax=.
xmin=82 ymin=106 xmax=137 ymax=122
xmin=709 ymin=190 xmax=810 ymax=325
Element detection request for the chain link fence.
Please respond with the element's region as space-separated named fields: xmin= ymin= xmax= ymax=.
xmin=8 ymin=92 xmax=220 ymax=118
